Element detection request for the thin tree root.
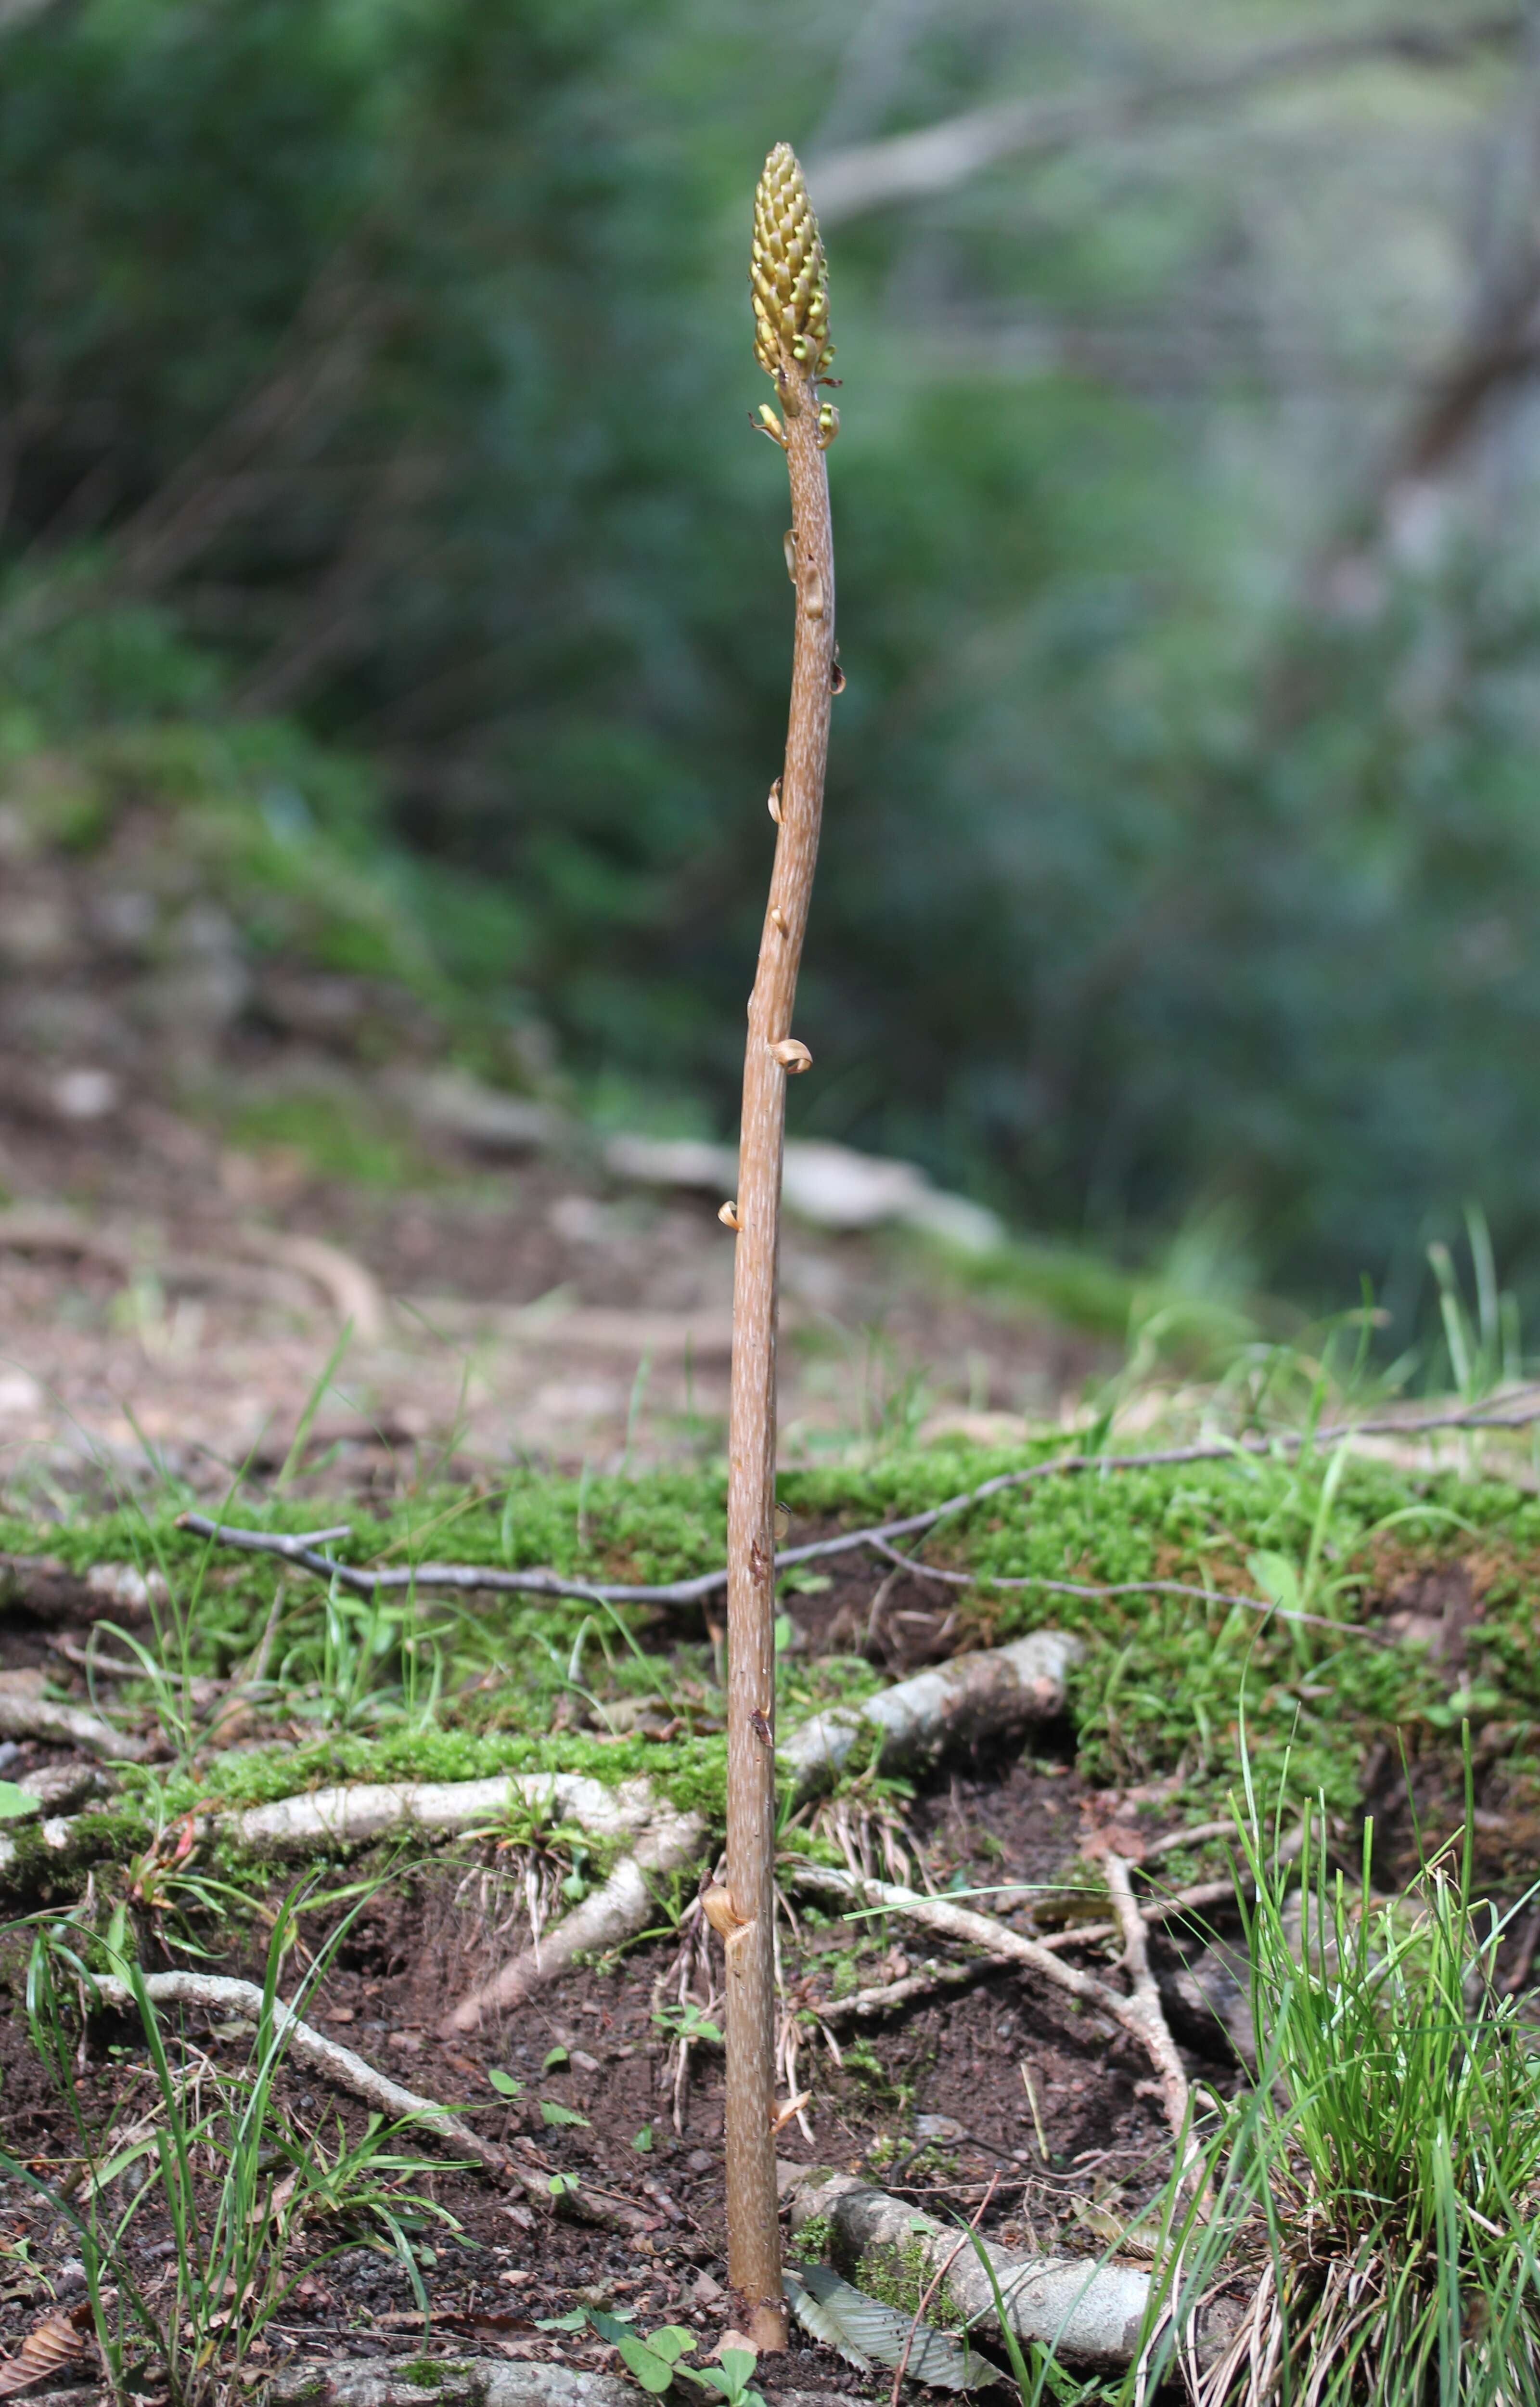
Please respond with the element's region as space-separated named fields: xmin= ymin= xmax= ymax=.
xmin=789 ymin=1861 xmax=1194 ymax=2154
xmin=1102 ymin=1852 xmax=1191 ymax=2152
xmin=89 ymin=1971 xmax=650 ymax=2235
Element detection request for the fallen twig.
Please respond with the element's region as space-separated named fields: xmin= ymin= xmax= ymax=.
xmin=89 ymin=1971 xmax=649 ymax=2234
xmin=855 ymin=1549 xmax=1396 ymax=1642
xmin=178 ymin=1392 xmax=1540 ymax=1605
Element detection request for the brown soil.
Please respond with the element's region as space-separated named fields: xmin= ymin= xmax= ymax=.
xmin=0 ymin=1744 xmax=1203 ymax=2398
xmin=0 ymin=1097 xmax=1104 ymax=1504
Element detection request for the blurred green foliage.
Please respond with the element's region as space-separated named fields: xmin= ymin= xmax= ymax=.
xmin=2 ymin=0 xmax=1536 ymax=1324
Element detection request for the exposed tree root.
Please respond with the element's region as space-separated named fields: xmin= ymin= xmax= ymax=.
xmin=266 ymin=2370 xmax=638 ymax=2407
xmin=0 ymin=1553 xmax=157 ymax=1625
xmin=266 ymin=2368 xmax=845 ymax=2407
xmin=789 ymin=1859 xmax=1195 ymax=2154
xmin=439 ymin=1800 xmax=707 ymax=2033
xmin=89 ymin=1971 xmax=652 ymax=2236
xmin=0 ymin=1689 xmax=148 ymax=1761
xmin=1103 ymin=1851 xmax=1191 ymax=2155
xmin=221 ymin=1770 xmax=665 ymax=1856
xmin=819 ymin=1952 xmax=1014 ymax=2026
xmin=781 ymin=2164 xmax=1248 ymax=2374
xmin=781 ymin=2163 xmax=1156 ymax=2370
xmin=780 ymin=1631 xmax=1080 ymax=1801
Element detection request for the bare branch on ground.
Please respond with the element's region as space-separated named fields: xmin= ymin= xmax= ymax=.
xmin=177 ymin=1391 xmax=1540 ymax=1606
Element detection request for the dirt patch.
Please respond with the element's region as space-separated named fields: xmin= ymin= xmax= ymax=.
xmin=0 ymin=1815 xmax=1181 ymax=2392
xmin=0 ymin=1100 xmax=1102 ymax=1505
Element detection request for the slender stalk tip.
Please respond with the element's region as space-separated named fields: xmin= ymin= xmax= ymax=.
xmin=751 ymin=142 xmax=833 ymax=381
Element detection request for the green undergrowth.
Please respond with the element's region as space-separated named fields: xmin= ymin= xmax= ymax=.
xmin=6 ymin=1436 xmax=1540 ymax=1864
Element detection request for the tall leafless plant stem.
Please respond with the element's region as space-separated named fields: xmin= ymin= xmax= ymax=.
xmin=712 ymin=143 xmax=839 ymax=2353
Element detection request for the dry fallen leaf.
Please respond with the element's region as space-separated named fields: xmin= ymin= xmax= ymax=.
xmin=770 ymin=2090 xmax=811 ymax=2134
xmin=0 ymin=2304 xmax=93 ymax=2396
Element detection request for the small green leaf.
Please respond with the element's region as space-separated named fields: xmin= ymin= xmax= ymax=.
xmin=543 ymin=2043 xmax=570 ymax=2071
xmin=644 ymin=2328 xmax=695 ymax=2363
xmin=1248 ymin=1550 xmax=1302 ymax=1616
xmin=488 ymin=2068 xmax=523 ymax=2098
xmin=616 ymin=2335 xmax=680 ymax=2395
xmin=630 ymin=2122 xmax=654 ymax=2153
xmin=536 ymin=2308 xmax=590 ymax=2330
xmin=718 ymin=2350 xmax=757 ymax=2390
xmin=547 ymin=2171 xmax=579 ymax=2195
xmin=0 ymin=1784 xmax=38 ymax=1821
xmin=540 ymin=2099 xmax=590 ymax=2128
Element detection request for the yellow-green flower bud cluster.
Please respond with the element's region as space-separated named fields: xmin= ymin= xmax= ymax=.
xmin=751 ymin=142 xmax=833 ymax=383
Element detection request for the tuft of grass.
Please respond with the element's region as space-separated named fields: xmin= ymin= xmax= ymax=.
xmin=4 ymin=1891 xmax=464 ymax=2406
xmin=1141 ymin=1754 xmax=1540 ymax=2407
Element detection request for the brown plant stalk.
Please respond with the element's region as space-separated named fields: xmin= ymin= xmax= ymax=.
xmin=706 ymin=142 xmax=840 ymax=2354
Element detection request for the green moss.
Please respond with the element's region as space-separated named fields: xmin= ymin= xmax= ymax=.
xmin=393 ymin=2363 xmax=479 ymax=2396
xmin=794 ymin=2210 xmax=834 ymax=2260
xmin=3 ymin=1440 xmax=1537 ymax=1861
xmin=852 ymin=2236 xmax=962 ymax=2328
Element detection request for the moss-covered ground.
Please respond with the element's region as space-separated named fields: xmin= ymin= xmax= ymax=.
xmin=5 ymin=1432 xmax=1537 ymax=1867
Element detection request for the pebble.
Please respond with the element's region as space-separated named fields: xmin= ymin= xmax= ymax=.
xmin=687 ymin=2149 xmax=712 ymax=2173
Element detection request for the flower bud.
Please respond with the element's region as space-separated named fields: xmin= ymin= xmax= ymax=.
xmin=752 ymin=144 xmax=834 ymax=383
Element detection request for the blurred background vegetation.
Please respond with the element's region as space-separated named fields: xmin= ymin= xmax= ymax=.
xmin=3 ymin=0 xmax=1538 ymax=1335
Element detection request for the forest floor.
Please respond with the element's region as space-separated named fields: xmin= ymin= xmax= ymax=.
xmin=2 ymin=1097 xmax=1540 ymax=2405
